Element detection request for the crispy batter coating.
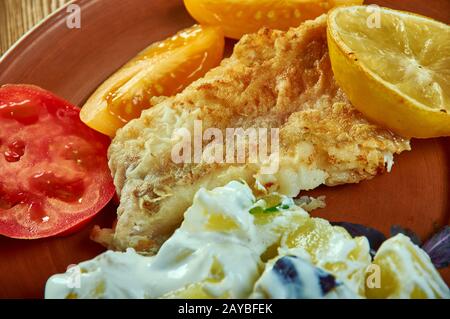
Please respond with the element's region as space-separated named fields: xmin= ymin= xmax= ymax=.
xmin=103 ymin=15 xmax=410 ymax=253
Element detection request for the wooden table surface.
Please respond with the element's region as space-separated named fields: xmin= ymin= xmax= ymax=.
xmin=0 ymin=0 xmax=71 ymax=55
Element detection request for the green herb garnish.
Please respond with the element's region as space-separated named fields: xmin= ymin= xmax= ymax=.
xmin=249 ymin=194 xmax=291 ymax=214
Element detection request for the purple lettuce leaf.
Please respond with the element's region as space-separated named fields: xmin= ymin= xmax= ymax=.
xmin=422 ymin=226 xmax=450 ymax=269
xmin=331 ymin=222 xmax=386 ymax=255
xmin=390 ymin=225 xmax=422 ymax=246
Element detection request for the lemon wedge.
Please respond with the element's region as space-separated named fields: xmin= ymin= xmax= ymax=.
xmin=327 ymin=6 xmax=450 ymax=138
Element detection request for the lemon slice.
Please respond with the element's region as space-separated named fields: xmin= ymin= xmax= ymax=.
xmin=366 ymin=234 xmax=449 ymax=299
xmin=327 ymin=6 xmax=450 ymax=138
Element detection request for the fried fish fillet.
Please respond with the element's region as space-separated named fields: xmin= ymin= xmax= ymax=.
xmin=103 ymin=15 xmax=410 ymax=253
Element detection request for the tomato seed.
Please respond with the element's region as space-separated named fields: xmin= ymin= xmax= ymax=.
xmin=26 ymin=202 xmax=49 ymax=224
xmin=4 ymin=150 xmax=21 ymax=162
xmin=4 ymin=140 xmax=25 ymax=162
xmin=10 ymin=140 xmax=25 ymax=154
xmin=31 ymin=171 xmax=86 ymax=203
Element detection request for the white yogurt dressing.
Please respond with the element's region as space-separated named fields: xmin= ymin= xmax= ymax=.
xmin=251 ymin=255 xmax=358 ymax=299
xmin=45 ymin=181 xmax=365 ymax=299
xmin=45 ymin=181 xmax=448 ymax=299
xmin=46 ymin=181 xmax=293 ymax=298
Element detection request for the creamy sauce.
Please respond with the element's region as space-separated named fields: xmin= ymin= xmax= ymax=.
xmin=45 ymin=181 xmax=449 ymax=299
xmin=251 ymin=255 xmax=358 ymax=299
xmin=47 ymin=182 xmax=264 ymax=298
xmin=46 ymin=181 xmax=336 ymax=299
xmin=369 ymin=234 xmax=450 ymax=299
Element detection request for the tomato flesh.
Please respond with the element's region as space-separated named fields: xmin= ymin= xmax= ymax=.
xmin=4 ymin=140 xmax=26 ymax=162
xmin=0 ymin=85 xmax=115 ymax=239
xmin=184 ymin=0 xmax=364 ymax=39
xmin=80 ymin=24 xmax=224 ymax=137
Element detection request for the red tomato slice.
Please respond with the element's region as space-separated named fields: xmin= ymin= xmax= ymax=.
xmin=0 ymin=84 xmax=115 ymax=239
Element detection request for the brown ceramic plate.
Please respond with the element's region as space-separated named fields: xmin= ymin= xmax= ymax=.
xmin=0 ymin=0 xmax=449 ymax=298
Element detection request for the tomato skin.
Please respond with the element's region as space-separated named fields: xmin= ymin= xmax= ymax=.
xmin=0 ymin=84 xmax=116 ymax=239
xmin=80 ymin=25 xmax=224 ymax=137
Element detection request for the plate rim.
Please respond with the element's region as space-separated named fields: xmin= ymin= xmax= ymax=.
xmin=0 ymin=0 xmax=448 ymax=297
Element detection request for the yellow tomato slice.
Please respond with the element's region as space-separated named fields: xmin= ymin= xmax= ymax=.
xmin=184 ymin=0 xmax=363 ymax=39
xmin=80 ymin=25 xmax=224 ymax=137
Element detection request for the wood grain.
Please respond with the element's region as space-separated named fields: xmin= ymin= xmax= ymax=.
xmin=0 ymin=0 xmax=71 ymax=55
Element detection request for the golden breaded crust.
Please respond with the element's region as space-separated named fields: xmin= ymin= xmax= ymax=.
xmin=104 ymin=15 xmax=410 ymax=253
